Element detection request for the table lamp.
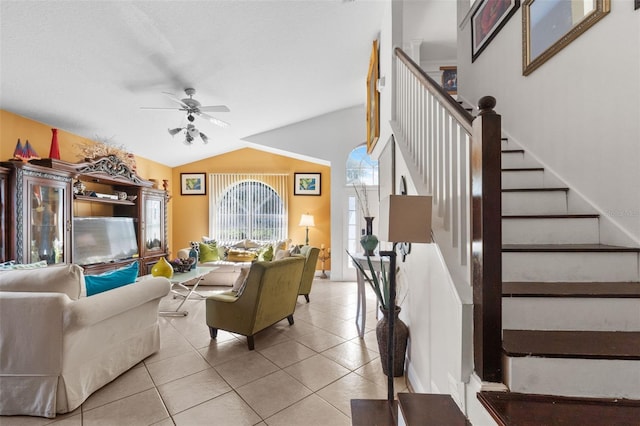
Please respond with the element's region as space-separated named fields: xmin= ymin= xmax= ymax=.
xmin=378 ymin=194 xmax=432 ymax=401
xmin=299 ymin=213 xmax=315 ymax=245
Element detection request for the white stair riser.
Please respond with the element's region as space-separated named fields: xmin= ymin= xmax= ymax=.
xmin=503 ymin=252 xmax=640 ymax=282
xmin=502 ymin=191 xmax=568 ymax=215
xmin=505 ymin=356 xmax=640 ymax=399
xmin=502 ymin=152 xmax=538 ymax=169
xmin=503 ymin=297 xmax=640 ymax=331
xmin=502 ymin=170 xmax=545 ymax=189
xmin=503 ymin=218 xmax=600 ymax=244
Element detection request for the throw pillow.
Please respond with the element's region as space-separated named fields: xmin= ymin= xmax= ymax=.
xmin=231 ymin=266 xmax=250 ymax=293
xmin=235 ymin=267 xmax=252 ymax=297
xmin=274 ymin=249 xmax=291 ymax=261
xmin=289 ymin=245 xmax=301 ymax=255
xmin=199 ymin=241 xmax=219 ymax=262
xmin=258 ymin=244 xmax=274 ymax=262
xmin=227 ymin=249 xmax=257 ymax=262
xmin=84 ymin=261 xmax=139 ymax=296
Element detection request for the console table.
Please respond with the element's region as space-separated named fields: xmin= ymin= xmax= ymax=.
xmin=351 ymin=253 xmax=389 ymax=338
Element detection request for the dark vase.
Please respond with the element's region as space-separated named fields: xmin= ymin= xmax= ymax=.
xmin=363 ymin=216 xmax=375 ymax=255
xmin=376 ymin=306 xmax=409 ymax=377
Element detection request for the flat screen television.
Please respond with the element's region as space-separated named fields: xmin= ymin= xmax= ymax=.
xmin=73 ymin=217 xmax=139 ymax=266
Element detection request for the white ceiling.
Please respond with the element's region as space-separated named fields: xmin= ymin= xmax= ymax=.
xmin=1 ymin=0 xmax=389 ymax=167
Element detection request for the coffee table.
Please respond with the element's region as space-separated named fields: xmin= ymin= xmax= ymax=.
xmin=158 ymin=266 xmax=218 ymax=317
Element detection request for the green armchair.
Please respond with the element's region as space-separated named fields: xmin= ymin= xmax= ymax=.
xmin=298 ymin=245 xmax=320 ymax=303
xmin=205 ymin=256 xmax=305 ymax=350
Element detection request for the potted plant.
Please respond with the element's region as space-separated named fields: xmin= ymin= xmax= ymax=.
xmin=346 ymin=250 xmax=408 ymax=377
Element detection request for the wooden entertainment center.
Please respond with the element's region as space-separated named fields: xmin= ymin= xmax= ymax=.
xmin=1 ymin=156 xmax=168 ymax=275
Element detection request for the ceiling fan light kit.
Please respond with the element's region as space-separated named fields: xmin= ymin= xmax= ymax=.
xmin=144 ymin=87 xmax=230 ymax=144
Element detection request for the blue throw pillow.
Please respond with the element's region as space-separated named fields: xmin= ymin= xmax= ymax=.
xmin=85 ymin=262 xmax=139 ymax=296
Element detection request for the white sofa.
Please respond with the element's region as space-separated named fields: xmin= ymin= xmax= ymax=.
xmin=0 ymin=264 xmax=170 ymax=418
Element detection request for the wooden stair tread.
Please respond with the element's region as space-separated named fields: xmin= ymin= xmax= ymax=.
xmin=502 ymin=167 xmax=545 ymax=172
xmin=503 ymin=281 xmax=640 ymax=298
xmin=502 ymin=243 xmax=640 ymax=252
xmin=350 ymin=399 xmax=397 ymax=426
xmin=502 ymin=187 xmax=569 ymax=192
xmin=397 ymin=393 xmax=470 ymax=425
xmin=503 ymin=330 xmax=640 ymax=359
xmin=502 ymin=149 xmax=525 ymax=153
xmin=503 ymin=214 xmax=600 ymax=219
xmin=478 ymin=391 xmax=640 ymax=426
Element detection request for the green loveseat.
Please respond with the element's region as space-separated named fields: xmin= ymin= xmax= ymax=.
xmin=205 ymin=256 xmax=305 ymax=350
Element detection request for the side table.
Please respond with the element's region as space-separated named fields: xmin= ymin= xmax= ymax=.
xmin=351 ymin=253 xmax=389 ymax=338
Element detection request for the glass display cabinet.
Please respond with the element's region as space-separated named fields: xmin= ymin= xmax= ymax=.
xmin=3 ymin=162 xmax=73 ymax=265
xmin=139 ymin=188 xmax=167 ymax=274
xmin=0 ymin=166 xmax=9 ymax=263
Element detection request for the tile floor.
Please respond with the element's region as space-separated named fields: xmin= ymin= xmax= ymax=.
xmin=3 ymin=279 xmax=407 ymax=426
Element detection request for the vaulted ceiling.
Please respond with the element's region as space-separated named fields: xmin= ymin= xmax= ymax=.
xmin=0 ymin=1 xmax=456 ymax=167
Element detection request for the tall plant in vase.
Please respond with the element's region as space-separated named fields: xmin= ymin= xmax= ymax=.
xmin=353 ymin=182 xmax=377 ymax=255
xmin=346 ymin=250 xmax=408 ymax=377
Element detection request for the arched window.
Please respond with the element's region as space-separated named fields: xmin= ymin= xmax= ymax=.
xmin=210 ymin=175 xmax=288 ymax=241
xmin=346 ymin=145 xmax=378 ymax=185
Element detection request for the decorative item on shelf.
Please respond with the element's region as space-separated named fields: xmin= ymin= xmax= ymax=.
xmin=75 ymin=139 xmax=136 ymax=171
xmin=318 ymin=244 xmax=331 ymax=279
xmin=360 ymin=232 xmax=378 ymax=257
xmin=151 ymin=257 xmax=174 ymax=279
xmin=298 ymin=213 xmax=315 ymax=246
xmin=115 ymin=191 xmax=127 ymax=200
xmin=12 ymin=139 xmax=40 ymax=162
xmin=170 ymin=257 xmax=196 ymax=273
xmin=126 ymin=195 xmax=137 ymax=201
xmin=73 ymin=180 xmax=86 ymax=196
xmin=49 ymin=128 xmax=61 ymax=160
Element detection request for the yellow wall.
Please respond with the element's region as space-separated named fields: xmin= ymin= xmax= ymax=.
xmin=172 ymin=148 xmax=331 ymax=268
xmin=1 ymin=111 xmax=331 ymax=269
xmin=1 ymin=110 xmax=174 ymax=251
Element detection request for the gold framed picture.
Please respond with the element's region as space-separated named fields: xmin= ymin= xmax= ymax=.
xmin=366 ymin=40 xmax=380 ymax=154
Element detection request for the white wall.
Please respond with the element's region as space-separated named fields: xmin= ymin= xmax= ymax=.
xmin=458 ymin=3 xmax=640 ymax=244
xmin=243 ymin=106 xmax=365 ymax=281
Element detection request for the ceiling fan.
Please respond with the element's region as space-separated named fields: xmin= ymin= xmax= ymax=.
xmin=141 ymin=88 xmax=230 ymax=144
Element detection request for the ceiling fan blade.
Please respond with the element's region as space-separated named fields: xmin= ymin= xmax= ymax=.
xmin=197 ymin=111 xmax=230 ymax=128
xmin=162 ymin=92 xmax=190 ymax=109
xmin=199 ymin=105 xmax=230 ymax=113
xmin=141 ymin=107 xmax=183 ymax=110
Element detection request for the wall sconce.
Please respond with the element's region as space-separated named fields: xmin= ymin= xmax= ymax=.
xmin=378 ymin=194 xmax=432 ymax=402
xmin=298 ymin=213 xmax=315 ymax=246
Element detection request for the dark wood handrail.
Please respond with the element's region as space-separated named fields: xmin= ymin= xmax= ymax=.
xmin=395 ymin=47 xmax=474 ymax=133
xmin=395 ymin=48 xmax=503 ymax=383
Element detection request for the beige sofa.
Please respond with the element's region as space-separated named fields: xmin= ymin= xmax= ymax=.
xmin=0 ymin=264 xmax=170 ymax=418
xmin=177 ymin=238 xmax=291 ymax=286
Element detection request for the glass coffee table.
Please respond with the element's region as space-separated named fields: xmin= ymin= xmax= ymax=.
xmin=158 ymin=266 xmax=218 ymax=317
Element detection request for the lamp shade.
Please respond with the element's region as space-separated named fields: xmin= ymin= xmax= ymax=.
xmin=378 ymin=195 xmax=432 ymax=243
xmin=298 ymin=214 xmax=315 ymax=227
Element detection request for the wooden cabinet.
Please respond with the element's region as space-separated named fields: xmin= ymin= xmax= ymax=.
xmin=2 ymin=161 xmax=73 ymax=265
xmin=21 ymin=156 xmax=169 ymax=275
xmin=0 ymin=166 xmax=9 ymax=263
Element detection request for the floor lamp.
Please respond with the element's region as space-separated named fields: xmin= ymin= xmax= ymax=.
xmin=378 ymin=194 xmax=432 ymax=402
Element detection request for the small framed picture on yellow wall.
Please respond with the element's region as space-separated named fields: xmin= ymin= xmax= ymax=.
xmin=294 ymin=173 xmax=321 ymax=196
xmin=181 ymin=173 xmax=206 ymax=195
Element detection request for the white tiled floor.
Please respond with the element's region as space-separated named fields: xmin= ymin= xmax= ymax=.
xmin=3 ymin=279 xmax=407 ymax=425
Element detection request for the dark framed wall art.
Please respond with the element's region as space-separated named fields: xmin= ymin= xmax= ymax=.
xmin=471 ymin=0 xmax=520 ymax=62
xmin=180 ymin=173 xmax=206 ymax=195
xmin=294 ymin=173 xmax=321 ymax=196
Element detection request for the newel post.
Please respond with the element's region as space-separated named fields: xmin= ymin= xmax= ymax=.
xmin=471 ymin=96 xmax=503 ymax=383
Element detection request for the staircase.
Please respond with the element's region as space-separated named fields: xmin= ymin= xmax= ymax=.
xmin=478 ymin=137 xmax=640 ymax=424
